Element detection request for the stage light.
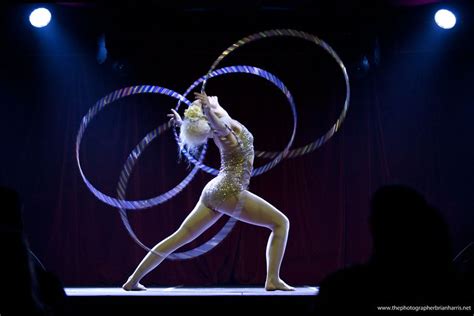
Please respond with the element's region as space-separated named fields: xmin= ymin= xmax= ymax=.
xmin=29 ymin=8 xmax=51 ymax=28
xmin=434 ymin=9 xmax=456 ymax=29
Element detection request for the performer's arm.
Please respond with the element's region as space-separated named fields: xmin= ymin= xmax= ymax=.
xmin=194 ymin=93 xmax=231 ymax=137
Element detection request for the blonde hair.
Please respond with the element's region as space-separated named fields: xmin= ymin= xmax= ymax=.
xmin=179 ymin=102 xmax=211 ymax=151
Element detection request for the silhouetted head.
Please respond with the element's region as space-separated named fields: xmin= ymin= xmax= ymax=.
xmin=369 ymin=185 xmax=452 ymax=272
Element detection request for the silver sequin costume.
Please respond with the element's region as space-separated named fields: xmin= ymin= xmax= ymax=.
xmin=200 ymin=123 xmax=254 ymax=210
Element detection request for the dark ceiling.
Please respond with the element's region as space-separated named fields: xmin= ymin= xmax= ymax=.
xmin=1 ymin=0 xmax=472 ymax=61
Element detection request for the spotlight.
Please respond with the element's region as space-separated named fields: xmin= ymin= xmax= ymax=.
xmin=434 ymin=9 xmax=456 ymax=30
xmin=29 ymin=8 xmax=51 ymax=28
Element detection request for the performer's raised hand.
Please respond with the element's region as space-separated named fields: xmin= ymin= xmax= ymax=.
xmin=207 ymin=96 xmax=220 ymax=108
xmin=194 ymin=92 xmax=221 ymax=110
xmin=194 ymin=92 xmax=210 ymax=108
xmin=167 ymin=108 xmax=182 ymax=127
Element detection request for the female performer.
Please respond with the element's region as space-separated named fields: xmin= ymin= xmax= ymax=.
xmin=123 ymin=92 xmax=293 ymax=291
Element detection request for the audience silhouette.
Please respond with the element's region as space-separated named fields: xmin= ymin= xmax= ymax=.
xmin=315 ymin=185 xmax=471 ymax=314
xmin=0 ymin=186 xmax=65 ymax=315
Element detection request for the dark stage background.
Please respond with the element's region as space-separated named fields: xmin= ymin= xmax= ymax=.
xmin=1 ymin=1 xmax=473 ymax=287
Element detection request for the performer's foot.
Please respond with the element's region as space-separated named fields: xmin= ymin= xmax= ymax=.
xmin=265 ymin=278 xmax=295 ymax=291
xmin=122 ymin=278 xmax=147 ymax=291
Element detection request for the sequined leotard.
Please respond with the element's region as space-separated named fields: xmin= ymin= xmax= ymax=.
xmin=200 ymin=123 xmax=254 ymax=210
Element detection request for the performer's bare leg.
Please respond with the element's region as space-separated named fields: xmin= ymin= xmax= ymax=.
xmin=122 ymin=202 xmax=222 ymax=291
xmin=219 ymin=190 xmax=294 ymax=291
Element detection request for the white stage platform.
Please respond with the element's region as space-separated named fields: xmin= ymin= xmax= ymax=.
xmin=65 ymin=286 xmax=319 ymax=297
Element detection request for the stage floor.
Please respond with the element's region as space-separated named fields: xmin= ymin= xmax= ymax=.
xmin=65 ymin=286 xmax=319 ymax=297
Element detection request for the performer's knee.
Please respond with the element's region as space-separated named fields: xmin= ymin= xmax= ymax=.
xmin=273 ymin=214 xmax=290 ymax=235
